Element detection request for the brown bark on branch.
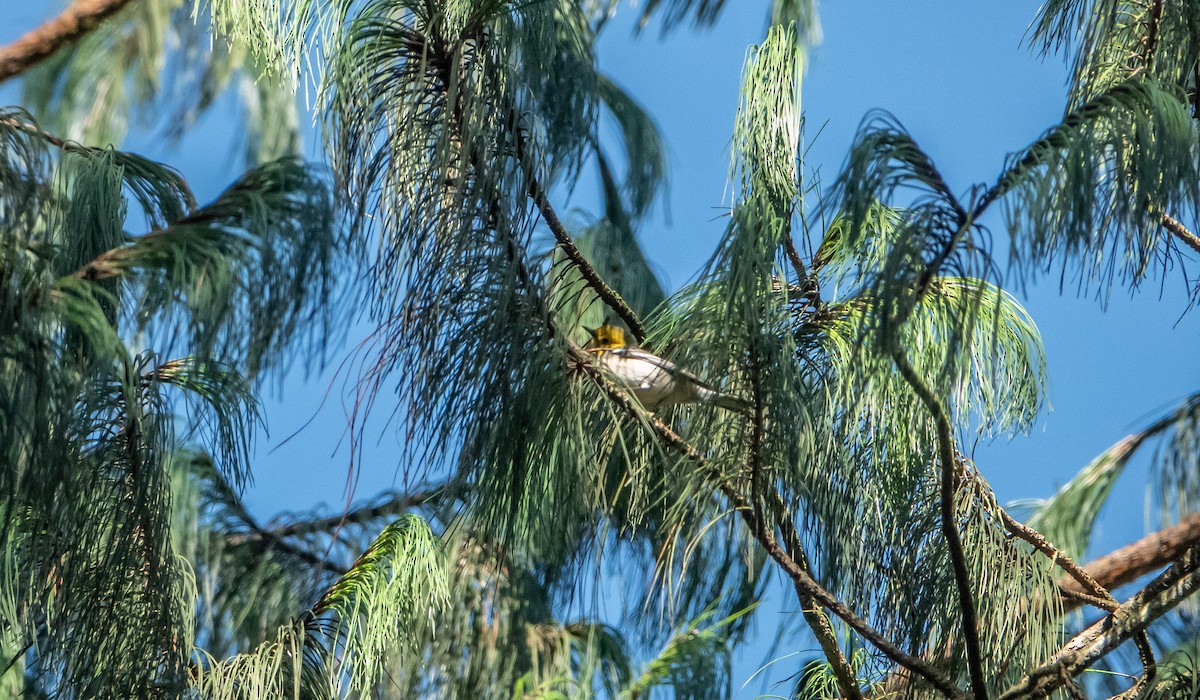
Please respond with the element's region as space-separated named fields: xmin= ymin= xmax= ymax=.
xmin=1060 ymin=512 xmax=1200 ymax=612
xmin=1162 ymin=214 xmax=1200 ymax=256
xmin=999 ymin=549 xmax=1200 ymax=700
xmin=0 ymin=0 xmax=135 ymax=84
xmin=892 ymin=348 xmax=987 ymax=699
xmin=567 ymin=344 xmax=966 ymax=698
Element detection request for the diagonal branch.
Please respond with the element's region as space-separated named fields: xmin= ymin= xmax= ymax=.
xmin=0 ymin=0 xmax=135 ymax=84
xmin=1162 ymin=213 xmax=1200 ymax=256
xmin=263 ymin=488 xmax=444 ymax=539
xmin=892 ymin=347 xmax=987 ymax=700
xmin=771 ymin=490 xmax=863 ymax=699
xmin=999 ymin=505 xmax=1157 ymax=693
xmin=1059 ymin=511 xmax=1200 ymax=611
xmin=1 ymin=116 xmax=69 ymax=148
xmin=514 ymin=126 xmax=649 ymax=343
xmin=998 ymin=548 xmax=1200 ymax=700
xmin=747 ymin=337 xmax=861 ymax=698
xmin=569 ymin=343 xmax=965 ymax=699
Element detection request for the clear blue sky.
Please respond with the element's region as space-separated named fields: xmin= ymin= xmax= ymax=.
xmin=4 ymin=1 xmax=1198 ymax=694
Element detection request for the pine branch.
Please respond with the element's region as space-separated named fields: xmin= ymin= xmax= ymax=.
xmin=999 ymin=505 xmax=1157 ymax=689
xmin=568 ymin=343 xmax=965 ymax=699
xmin=0 ymin=116 xmax=69 ymax=148
xmin=1161 ymin=214 xmax=1200 ymax=256
xmin=892 ymin=347 xmax=987 ymax=700
xmin=1059 ymin=511 xmax=1200 ymax=611
xmin=748 ymin=337 xmax=860 ymax=698
xmin=516 ymin=127 xmax=649 ymax=343
xmin=771 ymin=491 xmax=863 ymax=699
xmin=0 ymin=0 xmax=135 ymax=84
xmin=1142 ymin=0 xmax=1164 ymax=72
xmin=997 ymin=548 xmax=1200 ymax=700
xmin=263 ymin=488 xmax=444 ymax=539
xmin=1000 ymin=508 xmax=1117 ymax=611
xmin=223 ymin=508 xmax=348 ymax=576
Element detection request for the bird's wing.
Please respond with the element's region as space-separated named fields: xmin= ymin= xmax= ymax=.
xmin=612 ymin=348 xmax=720 ymax=392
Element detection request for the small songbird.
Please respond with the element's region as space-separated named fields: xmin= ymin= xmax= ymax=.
xmin=586 ymin=323 xmax=749 ymax=413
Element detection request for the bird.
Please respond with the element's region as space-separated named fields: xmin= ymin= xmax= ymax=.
xmin=585 ymin=323 xmax=749 ymax=413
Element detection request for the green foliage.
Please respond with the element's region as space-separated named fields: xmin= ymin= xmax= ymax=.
xmin=25 ymin=0 xmax=300 ymax=164
xmin=6 ymin=0 xmax=1200 ymax=697
xmin=1030 ymin=0 xmax=1200 ymax=107
xmin=620 ymin=606 xmax=749 ymax=700
xmin=597 ymin=75 xmax=667 ymax=224
xmin=994 ymin=79 xmax=1200 ymax=296
xmin=194 ymin=515 xmax=448 ymax=699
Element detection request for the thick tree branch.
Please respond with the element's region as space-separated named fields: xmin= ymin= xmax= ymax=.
xmin=0 ymin=0 xmax=135 ymax=84
xmin=999 ymin=548 xmax=1200 ymax=700
xmin=892 ymin=348 xmax=987 ymax=699
xmin=1060 ymin=511 xmax=1200 ymax=611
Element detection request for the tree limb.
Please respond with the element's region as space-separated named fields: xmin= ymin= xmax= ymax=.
xmin=568 ymin=344 xmax=965 ymax=698
xmin=892 ymin=348 xmax=987 ymax=699
xmin=1059 ymin=511 xmax=1200 ymax=611
xmin=747 ymin=337 xmax=861 ymax=698
xmin=514 ymin=127 xmax=649 ymax=344
xmin=268 ymin=489 xmax=442 ymax=538
xmin=0 ymin=0 xmax=135 ymax=85
xmin=999 ymin=506 xmax=1157 ymax=692
xmin=998 ymin=548 xmax=1200 ymax=700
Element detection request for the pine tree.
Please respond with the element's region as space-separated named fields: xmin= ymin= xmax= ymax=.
xmin=1 ymin=1 xmax=1199 ymax=698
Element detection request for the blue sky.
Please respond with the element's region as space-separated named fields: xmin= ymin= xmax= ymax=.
xmin=4 ymin=0 xmax=1199 ymax=693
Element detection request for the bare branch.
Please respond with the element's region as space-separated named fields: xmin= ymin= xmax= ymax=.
xmin=0 ymin=0 xmax=135 ymax=84
xmin=1060 ymin=512 xmax=1200 ymax=612
xmin=0 ymin=116 xmax=69 ymax=148
xmin=1162 ymin=214 xmax=1200 ymax=256
xmin=999 ymin=548 xmax=1200 ymax=700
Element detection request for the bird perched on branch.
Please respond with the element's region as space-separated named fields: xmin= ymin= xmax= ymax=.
xmin=586 ymin=323 xmax=749 ymax=413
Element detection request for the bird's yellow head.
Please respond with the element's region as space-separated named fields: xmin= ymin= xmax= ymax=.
xmin=587 ymin=323 xmax=628 ymax=351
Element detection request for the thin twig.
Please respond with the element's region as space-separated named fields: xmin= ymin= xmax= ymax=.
xmin=271 ymin=490 xmax=440 ymax=538
xmin=999 ymin=508 xmax=1115 ymax=610
xmin=0 ymin=0 xmax=136 ymax=84
xmin=1 ymin=116 xmax=69 ymax=148
xmin=891 ymin=348 xmax=987 ymax=700
xmin=999 ymin=505 xmax=1157 ymax=690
